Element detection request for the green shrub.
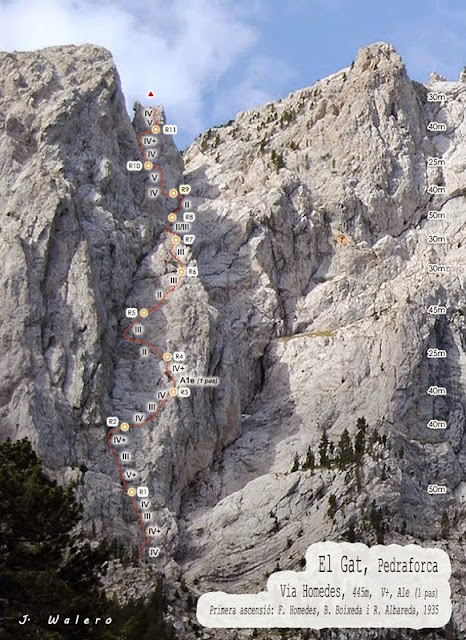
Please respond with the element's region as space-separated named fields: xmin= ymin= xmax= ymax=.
xmin=271 ymin=149 xmax=285 ymax=170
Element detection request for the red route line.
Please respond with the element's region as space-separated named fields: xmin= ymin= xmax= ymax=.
xmin=106 ymin=108 xmax=185 ymax=562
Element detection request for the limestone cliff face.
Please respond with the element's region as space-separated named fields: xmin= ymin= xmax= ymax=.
xmin=1 ymin=42 xmax=466 ymax=638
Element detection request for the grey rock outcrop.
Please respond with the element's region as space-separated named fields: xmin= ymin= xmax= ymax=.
xmin=1 ymin=41 xmax=466 ymax=639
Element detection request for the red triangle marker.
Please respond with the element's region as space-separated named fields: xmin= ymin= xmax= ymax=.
xmin=147 ymin=91 xmax=154 ymax=97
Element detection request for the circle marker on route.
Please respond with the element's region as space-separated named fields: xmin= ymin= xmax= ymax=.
xmin=151 ymin=125 xmax=160 ymax=134
xmin=172 ymin=236 xmax=181 ymax=245
xmin=128 ymin=488 xmax=136 ymax=497
xmin=140 ymin=308 xmax=149 ymax=318
xmin=120 ymin=422 xmax=130 ymax=432
xmin=178 ymin=268 xmax=185 ymax=276
xmin=169 ymin=188 xmax=178 ymax=198
xmin=163 ymin=353 xmax=172 ymax=362
xmin=169 ymin=388 xmax=177 ymax=396
xmin=168 ymin=213 xmax=177 ymax=222
xmin=144 ymin=161 xmax=153 ymax=170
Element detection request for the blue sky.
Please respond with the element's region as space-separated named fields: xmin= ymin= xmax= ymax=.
xmin=1 ymin=0 xmax=465 ymax=148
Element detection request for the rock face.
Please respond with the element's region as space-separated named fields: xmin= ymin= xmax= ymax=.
xmin=1 ymin=41 xmax=466 ymax=639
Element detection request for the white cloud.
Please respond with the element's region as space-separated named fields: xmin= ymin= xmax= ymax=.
xmin=0 ymin=0 xmax=270 ymax=144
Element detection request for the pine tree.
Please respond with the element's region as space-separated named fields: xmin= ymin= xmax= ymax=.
xmin=301 ymin=447 xmax=315 ymax=472
xmin=109 ymin=585 xmax=177 ymax=640
xmin=355 ymin=464 xmax=362 ymax=491
xmin=327 ymin=494 xmax=337 ymax=519
xmin=337 ymin=428 xmax=353 ymax=468
xmin=369 ymin=499 xmax=385 ymax=543
xmin=345 ymin=521 xmax=356 ymax=542
xmin=354 ymin=417 xmax=367 ymax=462
xmin=441 ymin=511 xmax=450 ymax=538
xmin=319 ymin=431 xmax=329 ymax=467
xmin=369 ymin=427 xmax=380 ymax=446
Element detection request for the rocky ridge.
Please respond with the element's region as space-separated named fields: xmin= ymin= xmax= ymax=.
xmin=1 ymin=41 xmax=466 ymax=639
